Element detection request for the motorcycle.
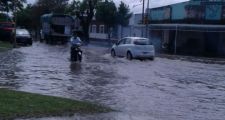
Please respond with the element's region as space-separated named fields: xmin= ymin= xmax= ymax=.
xmin=70 ymin=42 xmax=82 ymax=62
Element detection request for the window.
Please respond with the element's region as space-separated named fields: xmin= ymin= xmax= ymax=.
xmin=125 ymin=38 xmax=131 ymax=44
xmin=117 ymin=38 xmax=126 ymax=45
xmin=91 ymin=25 xmax=96 ymax=33
xmin=133 ymin=38 xmax=152 ymax=45
xmin=99 ymin=25 xmax=105 ymax=33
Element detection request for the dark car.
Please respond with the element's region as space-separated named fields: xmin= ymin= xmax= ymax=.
xmin=0 ymin=13 xmax=15 ymax=42
xmin=16 ymin=29 xmax=32 ymax=45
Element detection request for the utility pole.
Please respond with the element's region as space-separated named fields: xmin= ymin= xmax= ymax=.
xmin=174 ymin=24 xmax=178 ymax=55
xmin=145 ymin=0 xmax=150 ymax=38
xmin=13 ymin=0 xmax=17 ymax=48
xmin=141 ymin=0 xmax=145 ymax=37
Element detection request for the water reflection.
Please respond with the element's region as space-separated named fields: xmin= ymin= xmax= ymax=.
xmin=0 ymin=50 xmax=24 ymax=89
xmin=2 ymin=42 xmax=225 ymax=120
xmin=70 ymin=62 xmax=82 ymax=74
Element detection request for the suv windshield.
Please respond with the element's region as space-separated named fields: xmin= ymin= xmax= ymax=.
xmin=133 ymin=39 xmax=152 ymax=45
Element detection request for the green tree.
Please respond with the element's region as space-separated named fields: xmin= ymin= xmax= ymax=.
xmin=29 ymin=0 xmax=69 ymax=32
xmin=15 ymin=4 xmax=34 ymax=29
xmin=117 ymin=1 xmax=132 ymax=38
xmin=0 ymin=0 xmax=26 ymax=12
xmin=34 ymin=0 xmax=69 ymax=14
xmin=65 ymin=0 xmax=80 ymax=16
xmin=95 ymin=0 xmax=117 ymax=41
xmin=74 ymin=0 xmax=100 ymax=44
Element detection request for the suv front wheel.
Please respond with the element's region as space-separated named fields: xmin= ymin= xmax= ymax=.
xmin=111 ymin=50 xmax=116 ymax=57
xmin=127 ymin=52 xmax=133 ymax=60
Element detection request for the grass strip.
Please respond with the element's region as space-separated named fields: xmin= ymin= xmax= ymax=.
xmin=0 ymin=89 xmax=112 ymax=119
xmin=0 ymin=41 xmax=12 ymax=51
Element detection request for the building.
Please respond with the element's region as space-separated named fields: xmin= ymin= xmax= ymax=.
xmin=89 ymin=14 xmax=146 ymax=43
xmin=148 ymin=0 xmax=225 ymax=57
xmin=89 ymin=17 xmax=109 ymax=41
xmin=119 ymin=13 xmax=147 ymax=39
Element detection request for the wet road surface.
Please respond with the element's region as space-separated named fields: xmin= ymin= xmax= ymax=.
xmin=0 ymin=42 xmax=225 ymax=120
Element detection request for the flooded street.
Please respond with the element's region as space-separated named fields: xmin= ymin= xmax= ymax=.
xmin=1 ymin=42 xmax=225 ymax=120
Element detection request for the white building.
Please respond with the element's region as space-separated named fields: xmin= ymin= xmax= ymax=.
xmin=89 ymin=13 xmax=147 ymax=42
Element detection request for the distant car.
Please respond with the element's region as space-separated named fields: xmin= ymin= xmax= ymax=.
xmin=16 ymin=28 xmax=32 ymax=45
xmin=111 ymin=37 xmax=155 ymax=60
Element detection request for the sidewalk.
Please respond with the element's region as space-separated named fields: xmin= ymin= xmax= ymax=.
xmin=158 ymin=53 xmax=225 ymax=64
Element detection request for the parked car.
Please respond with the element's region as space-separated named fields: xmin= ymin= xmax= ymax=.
xmin=111 ymin=37 xmax=155 ymax=60
xmin=16 ymin=28 xmax=32 ymax=45
xmin=0 ymin=13 xmax=15 ymax=42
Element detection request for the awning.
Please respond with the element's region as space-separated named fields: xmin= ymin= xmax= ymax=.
xmin=150 ymin=24 xmax=225 ymax=32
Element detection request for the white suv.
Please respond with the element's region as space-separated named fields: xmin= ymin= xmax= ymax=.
xmin=111 ymin=37 xmax=155 ymax=60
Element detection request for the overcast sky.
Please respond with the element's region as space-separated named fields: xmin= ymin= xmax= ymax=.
xmin=27 ymin=0 xmax=189 ymax=13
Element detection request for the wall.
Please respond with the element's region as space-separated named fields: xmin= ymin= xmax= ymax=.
xmin=218 ymin=32 xmax=225 ymax=56
xmin=133 ymin=14 xmax=142 ymax=25
xmin=171 ymin=2 xmax=189 ymax=20
xmin=151 ymin=30 xmax=163 ymax=53
xmin=177 ymin=31 xmax=205 ymax=55
xmin=89 ymin=33 xmax=107 ymax=39
xmin=119 ymin=25 xmax=146 ymax=39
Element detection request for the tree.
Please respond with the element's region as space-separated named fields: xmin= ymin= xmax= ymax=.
xmin=15 ymin=4 xmax=34 ymax=29
xmin=95 ymin=0 xmax=117 ymax=41
xmin=29 ymin=0 xmax=69 ymax=32
xmin=65 ymin=0 xmax=80 ymax=16
xmin=0 ymin=0 xmax=26 ymax=12
xmin=74 ymin=0 xmax=100 ymax=44
xmin=34 ymin=0 xmax=69 ymax=14
xmin=117 ymin=1 xmax=132 ymax=38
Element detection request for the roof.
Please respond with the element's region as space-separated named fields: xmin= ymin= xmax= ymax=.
xmin=41 ymin=13 xmax=74 ymax=23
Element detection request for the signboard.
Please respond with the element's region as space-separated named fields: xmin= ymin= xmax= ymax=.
xmin=185 ymin=5 xmax=205 ymax=19
xmin=150 ymin=7 xmax=171 ymax=21
xmin=222 ymin=6 xmax=225 ymax=19
xmin=205 ymin=5 xmax=222 ymax=20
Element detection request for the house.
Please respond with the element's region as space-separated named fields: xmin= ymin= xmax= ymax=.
xmin=148 ymin=0 xmax=225 ymax=57
xmin=89 ymin=17 xmax=109 ymax=41
xmin=89 ymin=13 xmax=148 ymax=44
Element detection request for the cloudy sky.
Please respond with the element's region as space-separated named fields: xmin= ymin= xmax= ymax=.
xmin=27 ymin=0 xmax=189 ymax=13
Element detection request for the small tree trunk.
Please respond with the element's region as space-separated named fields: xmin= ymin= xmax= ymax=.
xmin=107 ymin=26 xmax=111 ymax=46
xmin=82 ymin=23 xmax=90 ymax=45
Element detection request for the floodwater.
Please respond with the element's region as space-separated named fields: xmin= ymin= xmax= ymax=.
xmin=0 ymin=42 xmax=225 ymax=120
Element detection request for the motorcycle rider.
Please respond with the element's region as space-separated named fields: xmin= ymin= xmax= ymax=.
xmin=70 ymin=32 xmax=82 ymax=45
xmin=70 ymin=32 xmax=82 ymax=61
